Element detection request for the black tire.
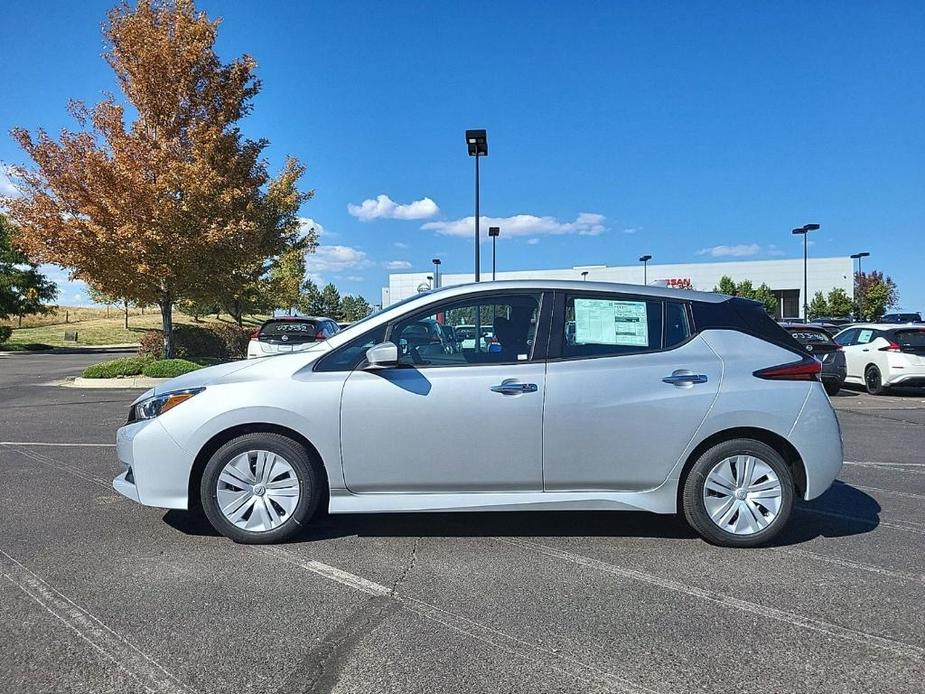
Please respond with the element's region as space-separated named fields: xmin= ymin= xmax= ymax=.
xmin=200 ymin=432 xmax=322 ymax=544
xmin=823 ymin=381 xmax=841 ymax=396
xmin=682 ymin=438 xmax=794 ymax=548
xmin=865 ymin=365 xmax=887 ymax=395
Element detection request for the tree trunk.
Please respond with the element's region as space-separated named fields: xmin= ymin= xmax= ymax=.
xmin=18 ymin=313 xmax=23 ymax=328
xmin=159 ymin=296 xmax=174 ymax=358
xmin=123 ymin=300 xmax=129 ymax=330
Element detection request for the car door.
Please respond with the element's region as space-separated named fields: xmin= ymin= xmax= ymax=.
xmin=339 ymin=290 xmax=549 ymax=493
xmin=837 ymin=328 xmax=873 ymax=380
xmin=542 ymin=293 xmax=721 ymax=491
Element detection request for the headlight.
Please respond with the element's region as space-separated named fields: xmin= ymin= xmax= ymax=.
xmin=128 ymin=388 xmax=205 ymax=423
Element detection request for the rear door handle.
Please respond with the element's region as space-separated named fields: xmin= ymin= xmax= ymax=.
xmin=490 ymin=382 xmax=538 ymax=394
xmin=662 ymin=371 xmax=708 ymax=386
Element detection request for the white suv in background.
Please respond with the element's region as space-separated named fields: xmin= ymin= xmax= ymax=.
xmin=834 ymin=324 xmax=925 ymax=394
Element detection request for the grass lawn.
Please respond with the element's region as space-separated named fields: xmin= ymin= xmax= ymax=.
xmin=1 ymin=307 xmax=267 ymax=349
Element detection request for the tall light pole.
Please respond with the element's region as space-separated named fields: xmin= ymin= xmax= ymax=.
xmin=431 ymin=258 xmax=441 ymax=288
xmin=465 ymin=129 xmax=488 ymax=282
xmin=850 ymin=251 xmax=870 ymax=319
xmin=791 ymin=223 xmax=820 ymax=319
xmin=639 ymin=255 xmax=652 ymax=285
xmin=581 ymin=271 xmax=589 ymax=281
xmin=488 ymin=226 xmax=500 ymax=280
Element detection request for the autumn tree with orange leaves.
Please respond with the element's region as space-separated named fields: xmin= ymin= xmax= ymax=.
xmin=4 ymin=0 xmax=313 ymax=356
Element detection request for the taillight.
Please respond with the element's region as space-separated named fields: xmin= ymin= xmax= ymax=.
xmin=879 ymin=341 xmax=901 ymax=353
xmin=753 ymin=355 xmax=821 ymax=381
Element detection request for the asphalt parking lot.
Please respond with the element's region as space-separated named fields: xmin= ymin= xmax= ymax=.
xmin=1 ymin=351 xmax=924 ymax=694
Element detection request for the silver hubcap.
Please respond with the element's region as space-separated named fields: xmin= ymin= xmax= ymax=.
xmin=216 ymin=450 xmax=301 ymax=532
xmin=703 ymin=455 xmax=782 ymax=535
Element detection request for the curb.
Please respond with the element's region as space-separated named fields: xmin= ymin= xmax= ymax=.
xmin=65 ymin=376 xmax=169 ymax=389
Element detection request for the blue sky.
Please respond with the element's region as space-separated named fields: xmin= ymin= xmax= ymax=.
xmin=1 ymin=1 xmax=923 ymax=309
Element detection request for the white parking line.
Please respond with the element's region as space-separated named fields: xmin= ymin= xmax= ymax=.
xmin=0 ymin=550 xmax=194 ymax=694
xmin=265 ymin=547 xmax=659 ymax=694
xmin=850 ymin=484 xmax=925 ymax=501
xmin=777 ymin=547 xmax=925 ymax=584
xmin=499 ymin=537 xmax=925 ymax=662
xmin=799 ymin=507 xmax=925 ymax=535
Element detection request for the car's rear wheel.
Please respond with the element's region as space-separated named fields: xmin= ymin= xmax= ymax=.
xmin=682 ymin=439 xmax=794 ymax=547
xmin=865 ymin=365 xmax=887 ymax=395
xmin=823 ymin=381 xmax=841 ymax=396
xmin=200 ymin=432 xmax=321 ymax=544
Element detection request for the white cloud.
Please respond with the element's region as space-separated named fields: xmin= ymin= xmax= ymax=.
xmin=298 ymin=216 xmax=334 ymax=239
xmin=345 ymin=275 xmax=364 ymax=282
xmin=306 ymin=245 xmax=373 ymax=273
xmin=767 ymin=244 xmax=786 ymax=257
xmin=526 ymin=238 xmax=540 ymax=245
xmin=348 ymin=194 xmax=440 ymax=222
xmin=393 ymin=241 xmax=410 ymax=249
xmin=696 ymin=243 xmax=761 ymax=258
xmin=385 ymin=260 xmax=412 ymax=270
xmin=0 ymin=164 xmax=20 ymax=198
xmin=622 ymin=227 xmax=640 ymax=235
xmin=422 ymin=212 xmax=606 ymax=238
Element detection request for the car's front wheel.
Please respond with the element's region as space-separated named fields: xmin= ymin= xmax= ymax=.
xmin=682 ymin=439 xmax=794 ymax=547
xmin=200 ymin=432 xmax=322 ymax=544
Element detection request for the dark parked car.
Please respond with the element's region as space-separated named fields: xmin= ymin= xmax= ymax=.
xmin=880 ymin=312 xmax=923 ymax=324
xmin=781 ymin=323 xmax=847 ymax=396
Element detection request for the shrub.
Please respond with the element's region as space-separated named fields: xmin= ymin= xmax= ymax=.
xmin=210 ymin=323 xmax=250 ymax=360
xmin=141 ymin=358 xmax=202 ymax=378
xmin=138 ymin=324 xmax=227 ymax=359
xmin=138 ymin=330 xmax=164 ymax=358
xmin=82 ymin=357 xmax=151 ymax=378
xmin=0 ymin=326 xmax=11 ymax=344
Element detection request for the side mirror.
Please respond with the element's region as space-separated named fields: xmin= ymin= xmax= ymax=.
xmin=365 ymin=342 xmax=399 ymax=369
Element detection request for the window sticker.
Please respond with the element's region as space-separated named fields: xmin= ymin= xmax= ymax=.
xmin=574 ymin=299 xmax=648 ymax=346
xmin=857 ymin=329 xmax=873 ymax=344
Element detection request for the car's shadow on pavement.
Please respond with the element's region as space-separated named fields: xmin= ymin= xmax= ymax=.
xmin=163 ymin=482 xmax=881 ymax=546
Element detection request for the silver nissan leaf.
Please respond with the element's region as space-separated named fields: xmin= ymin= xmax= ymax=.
xmin=114 ymin=280 xmax=843 ymax=547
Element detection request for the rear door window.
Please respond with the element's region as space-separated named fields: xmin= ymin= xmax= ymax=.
xmin=834 ymin=328 xmax=859 ymax=346
xmin=563 ymin=295 xmax=662 ymax=357
xmin=665 ymin=302 xmax=692 ymax=348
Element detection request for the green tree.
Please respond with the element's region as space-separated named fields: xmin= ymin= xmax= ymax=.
xmin=298 ymin=278 xmax=324 ymax=315
xmin=862 ymin=282 xmax=893 ymax=322
xmin=340 ymin=295 xmax=372 ymax=322
xmin=855 ymin=271 xmax=898 ymax=321
xmin=807 ymin=291 xmax=829 ymax=320
xmin=749 ymin=283 xmax=778 ymax=315
xmin=825 ymin=288 xmax=854 ymax=318
xmin=87 ymin=284 xmax=135 ymax=329
xmin=715 ymin=276 xmax=737 ymax=295
xmin=267 ymin=244 xmax=309 ymax=314
xmin=319 ymin=283 xmax=342 ymax=319
xmin=176 ymin=296 xmax=219 ymax=323
xmin=0 ymin=215 xmax=58 ymax=326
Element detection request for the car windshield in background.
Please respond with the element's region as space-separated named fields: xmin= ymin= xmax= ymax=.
xmin=259 ymin=320 xmax=319 ymax=342
xmin=895 ymin=329 xmax=925 ymax=354
xmin=788 ymin=329 xmax=834 ymax=345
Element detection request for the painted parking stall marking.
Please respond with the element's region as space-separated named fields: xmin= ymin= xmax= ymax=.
xmin=0 ymin=550 xmax=194 ymax=694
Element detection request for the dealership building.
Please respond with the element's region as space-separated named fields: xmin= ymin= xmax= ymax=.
xmin=383 ymin=256 xmax=854 ymax=319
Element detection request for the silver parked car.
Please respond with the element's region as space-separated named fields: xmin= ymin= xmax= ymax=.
xmin=114 ymin=281 xmax=843 ymax=548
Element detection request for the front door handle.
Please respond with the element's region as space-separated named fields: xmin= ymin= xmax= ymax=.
xmin=662 ymin=371 xmax=708 ymax=386
xmin=490 ymin=382 xmax=538 ymax=394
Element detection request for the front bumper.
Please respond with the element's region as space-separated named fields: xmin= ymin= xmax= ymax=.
xmin=113 ymin=418 xmax=193 ymax=509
